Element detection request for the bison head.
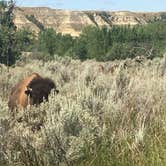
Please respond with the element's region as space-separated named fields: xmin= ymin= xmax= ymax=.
xmin=25 ymin=78 xmax=59 ymax=105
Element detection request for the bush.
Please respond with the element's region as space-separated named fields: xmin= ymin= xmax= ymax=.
xmin=0 ymin=57 xmax=166 ymax=165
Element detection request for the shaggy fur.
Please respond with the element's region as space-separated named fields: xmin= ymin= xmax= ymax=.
xmin=8 ymin=73 xmax=58 ymax=111
xmin=25 ymin=77 xmax=58 ymax=105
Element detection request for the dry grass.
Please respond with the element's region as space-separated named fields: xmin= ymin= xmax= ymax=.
xmin=0 ymin=56 xmax=166 ymax=166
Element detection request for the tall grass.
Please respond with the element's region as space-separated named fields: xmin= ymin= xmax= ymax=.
xmin=0 ymin=56 xmax=166 ymax=165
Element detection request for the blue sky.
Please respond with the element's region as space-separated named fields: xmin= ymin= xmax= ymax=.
xmin=16 ymin=0 xmax=166 ymax=12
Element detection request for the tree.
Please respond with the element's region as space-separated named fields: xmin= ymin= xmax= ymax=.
xmin=16 ymin=28 xmax=36 ymax=51
xmin=0 ymin=0 xmax=20 ymax=66
xmin=74 ymin=37 xmax=87 ymax=60
xmin=56 ymin=34 xmax=74 ymax=56
xmin=38 ymin=28 xmax=57 ymax=56
xmin=37 ymin=28 xmax=75 ymax=58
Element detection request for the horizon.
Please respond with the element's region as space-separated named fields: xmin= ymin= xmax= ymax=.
xmin=15 ymin=0 xmax=166 ymax=12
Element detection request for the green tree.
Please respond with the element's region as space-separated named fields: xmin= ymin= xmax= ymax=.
xmin=74 ymin=37 xmax=87 ymax=60
xmin=37 ymin=28 xmax=75 ymax=58
xmin=56 ymin=33 xmax=74 ymax=56
xmin=78 ymin=26 xmax=112 ymax=60
xmin=16 ymin=28 xmax=36 ymax=51
xmin=0 ymin=0 xmax=20 ymax=66
xmin=38 ymin=28 xmax=57 ymax=56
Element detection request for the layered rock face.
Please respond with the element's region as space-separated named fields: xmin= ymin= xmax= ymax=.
xmin=13 ymin=7 xmax=166 ymax=36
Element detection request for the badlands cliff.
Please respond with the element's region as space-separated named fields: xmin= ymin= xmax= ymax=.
xmin=13 ymin=7 xmax=166 ymax=36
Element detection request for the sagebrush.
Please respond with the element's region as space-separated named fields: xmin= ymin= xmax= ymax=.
xmin=0 ymin=56 xmax=166 ymax=166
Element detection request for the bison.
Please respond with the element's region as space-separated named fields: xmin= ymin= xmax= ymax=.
xmin=8 ymin=73 xmax=59 ymax=111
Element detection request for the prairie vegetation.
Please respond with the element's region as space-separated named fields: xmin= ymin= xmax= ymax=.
xmin=0 ymin=55 xmax=166 ymax=166
xmin=0 ymin=1 xmax=166 ymax=165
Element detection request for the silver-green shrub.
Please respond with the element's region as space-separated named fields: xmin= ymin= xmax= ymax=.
xmin=0 ymin=56 xmax=166 ymax=165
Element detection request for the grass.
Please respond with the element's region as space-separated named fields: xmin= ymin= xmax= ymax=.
xmin=0 ymin=55 xmax=166 ymax=166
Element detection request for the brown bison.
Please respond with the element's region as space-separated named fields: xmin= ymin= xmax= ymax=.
xmin=8 ymin=73 xmax=59 ymax=111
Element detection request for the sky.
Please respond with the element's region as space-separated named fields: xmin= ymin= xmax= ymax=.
xmin=15 ymin=0 xmax=166 ymax=12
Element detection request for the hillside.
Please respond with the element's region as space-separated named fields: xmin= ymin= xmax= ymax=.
xmin=13 ymin=7 xmax=166 ymax=36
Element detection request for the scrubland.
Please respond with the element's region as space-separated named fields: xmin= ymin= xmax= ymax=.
xmin=0 ymin=55 xmax=166 ymax=166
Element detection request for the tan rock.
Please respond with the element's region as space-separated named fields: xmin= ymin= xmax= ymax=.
xmin=13 ymin=7 xmax=165 ymax=36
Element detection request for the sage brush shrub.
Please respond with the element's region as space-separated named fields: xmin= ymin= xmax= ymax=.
xmin=0 ymin=56 xmax=166 ymax=165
